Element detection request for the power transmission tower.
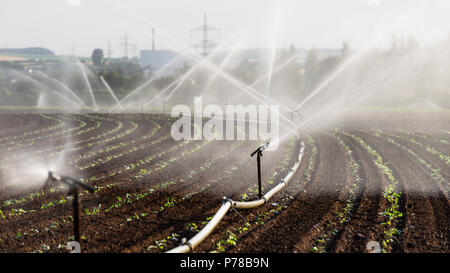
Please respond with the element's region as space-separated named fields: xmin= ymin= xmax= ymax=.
xmin=121 ymin=33 xmax=130 ymax=58
xmin=107 ymin=40 xmax=112 ymax=59
xmin=191 ymin=12 xmax=220 ymax=56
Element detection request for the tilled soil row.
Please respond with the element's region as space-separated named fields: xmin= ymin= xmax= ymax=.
xmin=352 ymin=130 xmax=449 ymax=252
xmin=0 ymin=129 xmax=198 ymax=234
xmin=0 ymin=139 xmax=248 ymax=252
xmin=1 ymin=112 xmax=448 ymax=253
xmin=0 ymin=114 xmax=90 ymax=152
xmin=372 ymin=129 xmax=449 ymax=182
xmin=0 ymin=115 xmax=164 ymax=200
xmin=131 ymin=139 xmax=291 ymax=253
xmin=193 ymin=137 xmax=306 ymax=253
xmin=0 ymin=114 xmax=63 ymax=143
xmin=221 ymin=133 xmax=348 ymax=253
xmin=0 ymin=114 xmax=118 ymax=169
xmin=327 ymin=132 xmax=387 ymax=252
xmin=395 ymin=130 xmax=450 ymax=156
xmin=86 ymin=140 xmax=254 ymax=253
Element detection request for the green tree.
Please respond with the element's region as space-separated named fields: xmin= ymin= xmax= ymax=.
xmin=341 ymin=41 xmax=349 ymax=60
xmin=91 ymin=49 xmax=104 ymax=66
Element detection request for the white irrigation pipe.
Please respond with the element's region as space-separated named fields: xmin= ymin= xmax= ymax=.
xmin=166 ymin=141 xmax=305 ymax=253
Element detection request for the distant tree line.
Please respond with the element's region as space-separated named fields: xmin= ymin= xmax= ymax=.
xmin=91 ymin=48 xmax=145 ymax=94
xmin=0 ymin=47 xmax=55 ymax=55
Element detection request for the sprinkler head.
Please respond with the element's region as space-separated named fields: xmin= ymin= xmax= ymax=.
xmin=45 ymin=171 xmax=95 ymax=194
xmin=251 ymin=142 xmax=270 ymax=157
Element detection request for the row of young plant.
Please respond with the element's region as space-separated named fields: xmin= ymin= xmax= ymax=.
xmin=209 ymin=136 xmax=316 ymax=253
xmin=1 ymin=114 xmax=153 ymax=173
xmin=102 ymin=142 xmax=248 ymax=251
xmin=12 ymin=140 xmax=241 ymax=252
xmin=0 ymin=116 xmax=114 ymax=204
xmin=61 ymin=114 xmax=170 ymax=167
xmin=63 ymin=114 xmax=174 ymax=167
xmin=1 ymin=114 xmax=168 ymax=172
xmin=375 ymin=129 xmax=449 ymax=165
xmin=341 ymin=130 xmax=403 ymax=252
xmin=73 ymin=121 xmax=168 ymax=170
xmin=365 ymin=129 xmax=449 ymax=191
xmin=0 ymin=116 xmax=125 ymax=192
xmin=0 ymin=115 xmax=102 ymax=166
xmin=203 ymin=136 xmax=315 ymax=253
xmin=0 ymin=121 xmax=205 ymax=219
xmin=397 ymin=129 xmax=450 ymax=146
xmin=1 ymin=116 xmax=222 ymax=251
xmin=86 ymin=138 xmax=209 ymax=184
xmin=310 ymin=132 xmax=363 ymax=253
xmin=154 ymin=136 xmax=301 ymax=253
xmin=71 ymin=117 xmax=162 ymax=163
xmin=0 ymin=115 xmax=169 ymax=250
xmin=70 ymin=143 xmax=245 ymax=252
xmin=0 ymin=113 xmax=65 ymax=145
xmin=143 ymin=154 xmax=255 ymax=252
xmin=0 ymin=114 xmax=88 ymax=151
xmin=140 ymin=132 xmax=279 ymax=252
xmin=0 ymin=116 xmax=166 ymax=208
xmin=0 ymin=114 xmax=110 ymax=170
xmin=0 ymin=136 xmax=200 ymax=217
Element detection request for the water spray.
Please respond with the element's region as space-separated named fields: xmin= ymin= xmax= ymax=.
xmin=43 ymin=171 xmax=95 ymax=252
xmin=251 ymin=142 xmax=269 ymax=200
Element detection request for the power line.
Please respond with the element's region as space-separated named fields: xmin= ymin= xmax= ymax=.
xmin=121 ymin=32 xmax=130 ymax=58
xmin=191 ymin=12 xmax=220 ymax=57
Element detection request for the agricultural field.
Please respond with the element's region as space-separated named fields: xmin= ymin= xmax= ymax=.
xmin=0 ymin=110 xmax=447 ymax=253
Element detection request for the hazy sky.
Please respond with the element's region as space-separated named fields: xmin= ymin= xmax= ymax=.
xmin=1 ymin=0 xmax=450 ymax=57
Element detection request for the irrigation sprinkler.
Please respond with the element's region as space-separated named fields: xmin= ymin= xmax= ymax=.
xmin=251 ymin=143 xmax=270 ymax=199
xmin=162 ymin=100 xmax=168 ymax=115
xmin=289 ymin=110 xmax=302 ymax=122
xmin=44 ymin=171 xmax=95 ymax=252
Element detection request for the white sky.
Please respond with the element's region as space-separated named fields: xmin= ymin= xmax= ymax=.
xmin=1 ymin=0 xmax=450 ymax=56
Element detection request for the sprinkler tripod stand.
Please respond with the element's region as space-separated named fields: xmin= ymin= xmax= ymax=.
xmin=251 ymin=143 xmax=269 ymax=199
xmin=162 ymin=100 xmax=168 ymax=115
xmin=44 ymin=171 xmax=95 ymax=252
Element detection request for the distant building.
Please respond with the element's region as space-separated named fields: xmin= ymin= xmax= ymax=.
xmin=140 ymin=50 xmax=185 ymax=77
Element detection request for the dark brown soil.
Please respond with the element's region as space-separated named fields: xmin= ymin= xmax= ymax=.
xmin=0 ymin=111 xmax=448 ymax=253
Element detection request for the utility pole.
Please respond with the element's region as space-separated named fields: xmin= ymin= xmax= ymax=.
xmin=191 ymin=12 xmax=220 ymax=57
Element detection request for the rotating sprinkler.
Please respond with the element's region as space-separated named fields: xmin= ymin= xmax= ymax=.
xmin=43 ymin=171 xmax=95 ymax=251
xmin=162 ymin=99 xmax=168 ymax=115
xmin=290 ymin=110 xmax=302 ymax=122
xmin=251 ymin=143 xmax=270 ymax=199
